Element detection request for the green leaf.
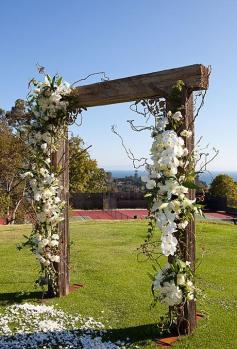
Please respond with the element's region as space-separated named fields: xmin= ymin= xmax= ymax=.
xmin=183 ymin=181 xmax=199 ymax=189
xmin=57 ymin=76 xmax=63 ymax=86
xmin=51 ymin=76 xmax=56 ymax=87
xmin=144 ymin=193 xmax=152 ymax=198
xmin=46 ymin=74 xmax=52 ymax=83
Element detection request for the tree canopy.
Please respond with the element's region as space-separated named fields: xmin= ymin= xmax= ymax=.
xmin=69 ymin=136 xmax=108 ymax=193
xmin=0 ymin=104 xmax=108 ymax=223
xmin=209 ymin=174 xmax=237 ymax=200
xmin=0 ymin=111 xmax=28 ymax=223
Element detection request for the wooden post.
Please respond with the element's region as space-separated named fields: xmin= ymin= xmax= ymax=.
xmin=50 ymin=130 xmax=70 ymax=297
xmin=177 ymin=91 xmax=196 ymax=334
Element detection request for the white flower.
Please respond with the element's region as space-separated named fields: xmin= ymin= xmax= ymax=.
xmin=160 ymin=282 xmax=183 ymax=306
xmin=182 ymin=197 xmax=196 ymax=208
xmin=187 ymin=292 xmax=194 ymax=301
xmin=178 ymin=221 xmax=189 ymax=229
xmin=51 ymin=234 xmax=60 ymax=240
xmin=162 ymin=222 xmax=177 ymax=235
xmin=156 ymin=117 xmax=169 ymax=130
xmin=37 ymin=255 xmax=46 ymax=264
xmin=34 ymin=192 xmax=42 ymax=201
xmin=146 ymin=179 xmax=156 ymax=189
xmin=41 ymin=143 xmax=48 ymax=152
xmin=169 ymin=200 xmax=181 ymax=213
xmin=142 ymin=176 xmax=156 ymax=190
xmin=173 ymin=185 xmax=188 ymax=197
xmin=42 ymin=188 xmax=54 ymax=200
xmin=41 ymin=238 xmax=50 ymax=247
xmin=172 ymin=111 xmax=183 ymax=121
xmin=183 ymin=148 xmax=189 ymax=156
xmin=180 ymin=129 xmax=192 ymax=138
xmin=161 ymin=234 xmax=178 ymax=256
xmin=186 ymin=280 xmax=194 ymax=292
xmin=153 ymin=264 xmax=170 ymax=289
xmin=50 ymin=255 xmax=60 ymax=263
xmin=54 ymin=196 xmax=61 ymax=204
xmin=39 ymin=167 xmax=49 ymax=177
xmin=21 ymin=171 xmax=33 ymax=178
xmin=177 ymin=273 xmax=186 ymax=286
xmin=159 ymin=202 xmax=169 ymax=210
xmin=50 ymin=240 xmax=59 ymax=247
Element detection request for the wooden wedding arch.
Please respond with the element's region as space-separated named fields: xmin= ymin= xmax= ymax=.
xmin=54 ymin=64 xmax=209 ymax=334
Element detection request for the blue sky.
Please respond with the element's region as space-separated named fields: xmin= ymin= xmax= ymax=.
xmin=0 ymin=0 xmax=236 ymax=171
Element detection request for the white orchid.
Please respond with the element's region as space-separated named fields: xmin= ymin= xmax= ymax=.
xmin=161 ymin=233 xmax=178 ymax=256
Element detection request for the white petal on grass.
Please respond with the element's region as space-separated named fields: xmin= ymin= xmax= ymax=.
xmin=0 ymin=303 xmax=129 ymax=349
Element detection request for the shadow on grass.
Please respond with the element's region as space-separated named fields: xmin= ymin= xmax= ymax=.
xmin=0 ymin=324 xmax=162 ymax=348
xmin=0 ymin=291 xmax=44 ymax=306
xmin=107 ymin=323 xmax=162 ymax=343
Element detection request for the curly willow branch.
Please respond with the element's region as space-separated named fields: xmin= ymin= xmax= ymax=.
xmin=111 ymin=125 xmax=148 ymax=168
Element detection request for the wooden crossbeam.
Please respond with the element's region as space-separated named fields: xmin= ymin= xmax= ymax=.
xmin=70 ymin=64 xmax=209 ymax=108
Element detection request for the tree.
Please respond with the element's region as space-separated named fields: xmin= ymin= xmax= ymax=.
xmin=209 ymin=174 xmax=237 ymax=200
xmin=69 ymin=136 xmax=108 ymax=193
xmin=0 ymin=114 xmax=28 ymax=223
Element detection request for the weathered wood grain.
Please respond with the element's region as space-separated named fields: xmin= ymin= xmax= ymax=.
xmin=51 ymin=131 xmax=70 ymax=297
xmin=70 ymin=64 xmax=209 ymax=108
xmin=176 ymin=92 xmax=196 ymax=335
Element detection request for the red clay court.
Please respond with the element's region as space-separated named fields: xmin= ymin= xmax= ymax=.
xmin=72 ymin=209 xmax=237 ymax=221
xmin=72 ymin=209 xmax=148 ymax=220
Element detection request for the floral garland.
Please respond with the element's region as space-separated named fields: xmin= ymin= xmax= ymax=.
xmin=141 ymin=88 xmax=202 ymax=311
xmin=20 ymin=74 xmax=73 ymax=293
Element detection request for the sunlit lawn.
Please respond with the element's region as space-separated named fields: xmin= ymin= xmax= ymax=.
xmin=0 ymin=220 xmax=237 ymax=348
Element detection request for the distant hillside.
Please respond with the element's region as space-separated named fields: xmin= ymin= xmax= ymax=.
xmin=108 ymin=170 xmax=237 ymax=185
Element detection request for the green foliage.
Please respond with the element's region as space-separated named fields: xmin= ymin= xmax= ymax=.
xmin=169 ymin=80 xmax=185 ymax=112
xmin=209 ymin=174 xmax=237 ymax=200
xmin=0 ymin=116 xmax=29 ymax=223
xmin=69 ymin=136 xmax=108 ymax=193
xmin=0 ymin=190 xmax=10 ymax=217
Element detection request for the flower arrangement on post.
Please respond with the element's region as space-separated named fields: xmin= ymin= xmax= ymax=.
xmin=19 ymin=74 xmax=75 ymax=294
xmin=141 ymin=81 xmax=202 ymax=327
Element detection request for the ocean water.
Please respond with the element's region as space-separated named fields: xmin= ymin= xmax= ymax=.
xmin=109 ymin=170 xmax=237 ymax=185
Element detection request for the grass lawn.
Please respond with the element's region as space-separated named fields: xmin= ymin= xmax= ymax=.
xmin=0 ymin=220 xmax=237 ymax=348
